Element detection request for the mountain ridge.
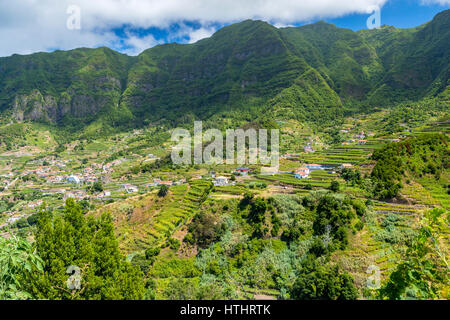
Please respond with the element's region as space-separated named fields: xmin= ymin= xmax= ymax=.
xmin=0 ymin=9 xmax=448 ymax=132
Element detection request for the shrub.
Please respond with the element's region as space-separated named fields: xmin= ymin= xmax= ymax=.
xmin=330 ymin=181 xmax=340 ymax=192
xmin=168 ymin=238 xmax=181 ymax=251
xmin=158 ymin=185 xmax=169 ymax=197
xmin=291 ymin=265 xmax=358 ymax=300
xmin=189 ymin=212 xmax=224 ymax=249
xmin=184 ymin=233 xmax=195 ymax=245
xmin=145 ymin=247 xmax=161 ymax=260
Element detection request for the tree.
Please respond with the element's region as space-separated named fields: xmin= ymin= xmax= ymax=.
xmin=330 ymin=181 xmax=340 ymax=192
xmin=378 ymin=209 xmax=449 ymax=300
xmin=291 ymin=264 xmax=358 ymax=300
xmin=145 ymin=247 xmax=161 ymax=260
xmin=189 ymin=212 xmax=224 ymax=249
xmin=158 ymin=185 xmax=169 ymax=197
xmin=87 ymin=181 xmax=103 ymax=194
xmin=0 ymin=235 xmax=43 ymax=300
xmin=92 ymin=181 xmax=104 ymax=193
xmin=249 ymin=198 xmax=267 ymax=224
xmin=341 ymin=169 xmax=361 ymax=186
xmin=25 ymin=199 xmax=145 ymax=300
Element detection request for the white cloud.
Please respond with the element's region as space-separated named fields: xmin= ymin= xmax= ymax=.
xmin=0 ymin=0 xmax=397 ymax=57
xmin=187 ymin=27 xmax=218 ymax=44
xmin=120 ymin=32 xmax=162 ymax=56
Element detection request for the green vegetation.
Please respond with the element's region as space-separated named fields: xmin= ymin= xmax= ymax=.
xmin=25 ymin=199 xmax=145 ymax=300
xmin=0 ymin=10 xmax=449 ymax=302
xmin=371 ymin=134 xmax=449 ymax=199
xmin=0 ymin=11 xmax=449 ymax=135
xmin=0 ymin=235 xmax=43 ymax=300
xmin=379 ymin=209 xmax=449 ymax=300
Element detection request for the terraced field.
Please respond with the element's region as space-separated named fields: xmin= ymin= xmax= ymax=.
xmin=417 ymin=175 xmax=450 ymax=210
xmin=255 ymin=174 xmax=332 ymax=188
xmin=401 ymin=181 xmax=442 ymax=208
xmin=147 ymin=180 xmax=213 ymax=245
xmin=290 ymin=141 xmax=384 ymax=166
xmin=373 ymin=201 xmax=424 ymax=216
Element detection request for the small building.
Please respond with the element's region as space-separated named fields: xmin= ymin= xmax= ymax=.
xmin=305 ymin=164 xmax=323 ymax=171
xmin=97 ymin=191 xmax=111 ymax=199
xmin=235 ymin=168 xmax=251 ymax=176
xmin=340 ymin=164 xmax=353 ymax=170
xmin=295 ymin=167 xmax=310 ymax=179
xmin=124 ymin=184 xmax=138 ymax=194
xmin=391 ymin=139 xmax=401 ymax=143
xmin=144 ymin=154 xmax=160 ymax=162
xmin=358 ymin=140 xmax=368 ymax=145
xmin=304 ymin=146 xmax=315 ymax=153
xmin=154 ymin=179 xmax=173 ymax=186
xmin=282 ymin=153 xmax=299 ymax=158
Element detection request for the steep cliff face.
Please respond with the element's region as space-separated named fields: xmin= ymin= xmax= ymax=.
xmin=13 ymin=90 xmax=57 ymax=122
xmin=0 ymin=47 xmax=131 ymax=127
xmin=0 ymin=10 xmax=448 ymax=130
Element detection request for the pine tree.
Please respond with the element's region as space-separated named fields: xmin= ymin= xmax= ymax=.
xmin=26 ymin=199 xmax=145 ymax=300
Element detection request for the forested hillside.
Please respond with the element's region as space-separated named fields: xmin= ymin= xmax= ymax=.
xmin=0 ymin=10 xmax=448 ymax=132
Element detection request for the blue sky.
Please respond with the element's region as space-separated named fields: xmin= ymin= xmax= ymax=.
xmin=110 ymin=0 xmax=449 ymax=54
xmin=326 ymin=0 xmax=449 ymax=30
xmin=0 ymin=0 xmax=448 ymax=57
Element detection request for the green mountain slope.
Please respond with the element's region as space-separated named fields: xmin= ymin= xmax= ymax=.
xmin=123 ymin=20 xmax=311 ymax=126
xmin=0 ymin=10 xmax=448 ymax=132
xmin=359 ymin=9 xmax=450 ymax=104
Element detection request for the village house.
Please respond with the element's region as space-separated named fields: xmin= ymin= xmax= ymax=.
xmin=28 ymin=200 xmax=43 ymax=208
xmin=154 ymin=179 xmax=173 ymax=186
xmin=144 ymin=154 xmax=160 ymax=162
xmin=295 ymin=167 xmax=310 ymax=179
xmin=144 ymin=183 xmax=156 ymax=188
xmin=340 ymin=164 xmax=353 ymax=170
xmin=96 ymin=191 xmax=111 ymax=200
xmin=46 ymin=176 xmax=64 ymax=184
xmin=358 ymin=140 xmax=368 ymax=145
xmin=305 ymin=163 xmax=324 ymax=171
xmin=235 ymin=168 xmax=251 ymax=176
xmin=304 ymin=145 xmax=315 ymax=153
xmin=124 ymin=184 xmax=139 ymax=194
xmin=64 ymin=191 xmax=87 ymax=201
xmin=391 ymin=139 xmax=401 ymax=143
xmin=281 ymin=153 xmax=299 ymax=159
